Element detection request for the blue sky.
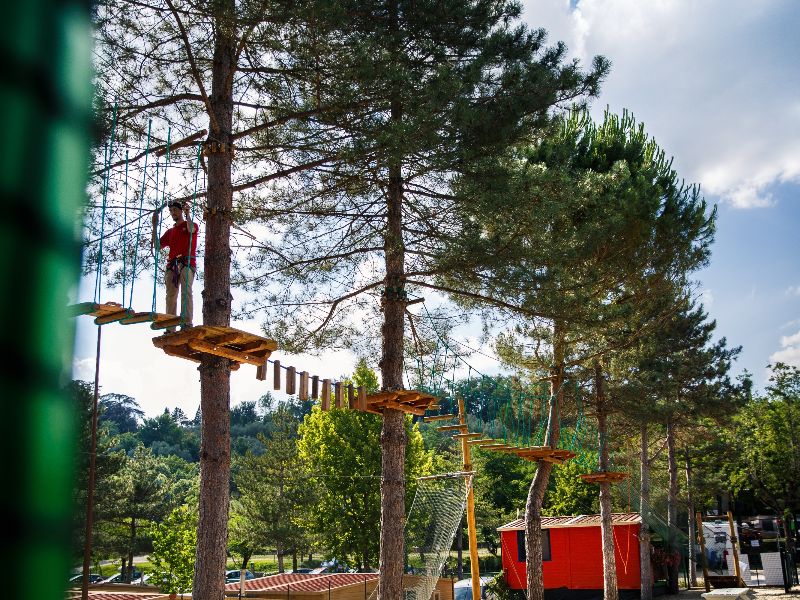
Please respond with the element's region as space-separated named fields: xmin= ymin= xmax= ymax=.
xmin=73 ymin=1 xmax=799 ymax=416
xmin=526 ymin=0 xmax=800 ymax=391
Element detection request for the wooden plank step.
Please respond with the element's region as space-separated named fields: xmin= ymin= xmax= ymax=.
xmin=116 ymin=311 xmax=175 ymax=326
xmin=150 ymin=314 xmax=187 ymax=329
xmin=94 ymin=308 xmax=135 ymax=325
xmin=452 ymin=433 xmax=484 ymax=440
xmin=423 ymin=414 xmax=456 ymax=422
xmin=476 ymin=443 xmax=512 ymax=451
xmin=436 ymin=424 xmax=468 ymax=432
xmin=68 ymin=301 xmax=127 ymax=319
xmin=467 ymin=438 xmax=499 ymax=446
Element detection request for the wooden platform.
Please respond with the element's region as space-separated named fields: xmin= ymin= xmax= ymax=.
xmin=515 ymin=447 xmax=576 ymax=462
xmin=463 ymin=440 xmax=575 ymax=464
xmin=364 ymin=389 xmax=439 ymax=416
xmin=579 ymin=471 xmax=629 ymax=484
xmin=151 ymin=325 xmax=277 ymax=369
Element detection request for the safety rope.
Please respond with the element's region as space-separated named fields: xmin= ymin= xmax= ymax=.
xmin=151 ymin=128 xmax=170 ymax=313
xmin=93 ymin=102 xmax=118 ymax=303
xmin=180 ymin=142 xmax=202 ymax=326
xmin=128 ymin=119 xmax=152 ymax=308
xmin=121 ymin=150 xmax=129 ymax=306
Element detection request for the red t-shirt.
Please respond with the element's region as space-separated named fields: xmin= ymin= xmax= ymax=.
xmin=159 ymin=220 xmax=198 ymax=267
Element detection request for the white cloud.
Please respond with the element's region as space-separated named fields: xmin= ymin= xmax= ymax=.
xmin=770 ymin=328 xmax=800 ymax=368
xmin=523 ymin=0 xmax=800 ymax=208
xmin=770 ymin=346 xmax=800 ymax=367
xmin=698 ymin=288 xmax=714 ymax=308
xmin=786 ymin=285 xmax=800 ymax=296
xmin=780 ymin=331 xmax=800 ymax=348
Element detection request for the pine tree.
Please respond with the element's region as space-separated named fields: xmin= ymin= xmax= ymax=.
xmin=437 ymin=110 xmax=715 ymax=600
xmin=626 ymin=301 xmax=741 ymax=592
xmin=92 ymin=2 xmax=331 ymax=595
xmin=241 ymin=7 xmax=607 ymax=594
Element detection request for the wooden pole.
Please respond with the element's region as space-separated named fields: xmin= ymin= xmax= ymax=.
xmin=727 ymin=511 xmax=744 ymax=586
xmin=334 ymin=382 xmax=342 ymax=408
xmin=458 ymin=398 xmax=481 ymax=600
xmin=299 ymin=372 xmax=309 ymax=401
xmin=696 ymin=512 xmax=711 ymax=592
xmin=321 ymin=380 xmax=330 ymax=411
xmin=358 ymin=386 xmax=367 ymax=411
xmin=287 ymin=366 xmax=296 ymax=395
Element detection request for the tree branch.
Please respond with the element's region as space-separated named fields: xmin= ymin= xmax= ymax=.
xmin=165 ymin=0 xmax=218 ymax=134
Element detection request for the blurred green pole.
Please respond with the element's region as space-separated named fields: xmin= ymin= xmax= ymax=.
xmin=0 ymin=2 xmax=93 ymax=600
xmin=81 ymin=326 xmax=102 ymax=599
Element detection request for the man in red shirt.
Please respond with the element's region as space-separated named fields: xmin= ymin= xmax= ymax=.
xmin=151 ymin=200 xmax=198 ymax=332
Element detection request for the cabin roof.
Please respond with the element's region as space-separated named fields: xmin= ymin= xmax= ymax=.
xmin=497 ymin=512 xmax=641 ymax=531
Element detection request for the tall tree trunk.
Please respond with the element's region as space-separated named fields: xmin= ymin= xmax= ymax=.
xmin=639 ymin=423 xmax=653 ymax=600
xmin=277 ymin=542 xmax=284 ymax=572
xmin=596 ymin=364 xmax=619 ymax=600
xmin=378 ymin=78 xmax=407 ymax=600
xmin=193 ymin=1 xmax=236 ymax=598
xmin=126 ymin=518 xmax=136 ymax=583
xmin=666 ymin=418 xmax=680 ymax=594
xmin=526 ymin=324 xmax=564 ymax=600
xmin=293 ymin=551 xmax=298 ymax=572
xmin=685 ymin=449 xmax=697 ymax=587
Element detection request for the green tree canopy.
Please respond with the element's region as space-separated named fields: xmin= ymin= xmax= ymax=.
xmin=298 ymin=405 xmax=430 ymax=570
xmin=727 ymin=363 xmax=800 ymax=525
xmin=99 ymin=393 xmax=144 ymax=434
xmin=232 ymin=404 xmax=314 ymax=572
xmin=150 ymin=504 xmax=198 ymax=595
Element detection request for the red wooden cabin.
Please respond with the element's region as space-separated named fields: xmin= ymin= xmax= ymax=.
xmin=498 ymin=513 xmax=643 ymax=600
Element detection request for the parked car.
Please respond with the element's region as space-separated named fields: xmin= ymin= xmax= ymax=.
xmin=454 ymin=576 xmax=496 ymax=600
xmin=225 ymin=569 xmax=256 ymax=583
xmin=319 ymin=559 xmax=350 ymax=573
xmin=100 ymin=569 xmax=143 ymax=584
xmin=288 ymin=568 xmax=314 ymax=574
xmin=68 ymin=573 xmax=105 ymax=585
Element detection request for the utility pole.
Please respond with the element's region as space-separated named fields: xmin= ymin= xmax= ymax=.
xmin=457 ymin=398 xmax=481 ymax=600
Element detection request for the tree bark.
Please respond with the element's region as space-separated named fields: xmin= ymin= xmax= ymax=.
xmin=596 ymin=364 xmax=619 ymax=600
xmin=378 ymin=83 xmax=407 ymax=600
xmin=640 ymin=423 xmax=653 ymax=600
xmin=526 ymin=324 xmax=564 ymax=600
xmin=126 ymin=518 xmax=136 ymax=583
xmin=666 ymin=418 xmax=680 ymax=594
xmin=192 ymin=1 xmax=235 ymax=598
xmin=685 ymin=449 xmax=697 ymax=587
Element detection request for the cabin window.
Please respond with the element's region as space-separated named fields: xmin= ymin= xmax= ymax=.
xmin=516 ymin=529 xmax=551 ymax=562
